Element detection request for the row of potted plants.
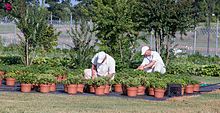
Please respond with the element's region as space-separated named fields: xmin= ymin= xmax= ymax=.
xmin=0 ymin=66 xmax=201 ymax=98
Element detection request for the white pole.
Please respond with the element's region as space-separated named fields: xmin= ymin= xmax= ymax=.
xmin=70 ymin=13 xmax=73 ymax=27
xmin=50 ymin=13 xmax=52 ymax=24
xmin=216 ymin=18 xmax=219 ymax=55
xmin=150 ymin=31 xmax=153 ymax=49
xmin=14 ymin=24 xmax=17 ymax=43
xmin=193 ymin=27 xmax=197 ymax=54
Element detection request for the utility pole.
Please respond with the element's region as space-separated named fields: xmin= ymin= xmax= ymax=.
xmin=207 ymin=2 xmax=211 ymax=55
xmin=216 ymin=17 xmax=219 ymax=55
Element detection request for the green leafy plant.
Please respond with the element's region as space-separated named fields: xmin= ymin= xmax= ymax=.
xmin=36 ymin=74 xmax=56 ymax=84
xmin=4 ymin=72 xmax=18 ymax=79
xmin=93 ymin=77 xmax=107 ymax=87
xmin=153 ymin=79 xmax=167 ymax=89
xmin=112 ymin=75 xmax=123 ymax=85
xmin=64 ymin=76 xmax=84 ymax=85
xmin=191 ymin=79 xmax=200 ymax=85
xmin=124 ymin=77 xmax=140 ymax=88
xmin=17 ymin=73 xmax=37 ymax=84
xmin=86 ymin=79 xmax=94 ymax=86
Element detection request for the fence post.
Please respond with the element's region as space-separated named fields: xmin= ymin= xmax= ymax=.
xmin=193 ymin=27 xmax=197 ymax=54
xmin=150 ymin=31 xmax=153 ymax=49
xmin=216 ymin=18 xmax=219 ymax=56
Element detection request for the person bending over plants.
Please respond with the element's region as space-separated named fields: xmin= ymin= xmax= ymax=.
xmin=137 ymin=46 xmax=166 ymax=74
xmin=84 ymin=51 xmax=115 ymax=80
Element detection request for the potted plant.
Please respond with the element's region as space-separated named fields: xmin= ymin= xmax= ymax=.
xmin=124 ymin=77 xmax=140 ymax=97
xmin=112 ymin=76 xmax=123 ymax=93
xmin=37 ymin=74 xmax=55 ymax=93
xmin=64 ymin=76 xmax=79 ymax=95
xmin=137 ymin=76 xmax=148 ymax=95
xmin=148 ymin=77 xmax=156 ymax=96
xmin=62 ymin=79 xmax=68 ymax=93
xmin=153 ymin=79 xmax=167 ymax=98
xmin=4 ymin=72 xmax=17 ymax=86
xmin=17 ymin=73 xmax=37 ymax=93
xmin=0 ymin=75 xmax=3 ymax=86
xmin=103 ymin=77 xmax=112 ymax=94
xmin=183 ymin=76 xmax=194 ymax=94
xmin=76 ymin=75 xmax=85 ymax=93
xmin=93 ymin=77 xmax=107 ymax=95
xmin=192 ymin=79 xmax=200 ymax=92
xmin=87 ymin=79 xmax=95 ymax=93
xmin=173 ymin=77 xmax=187 ymax=95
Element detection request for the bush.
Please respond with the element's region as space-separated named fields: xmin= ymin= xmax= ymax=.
xmin=0 ymin=56 xmax=22 ymax=65
xmin=17 ymin=73 xmax=37 ymax=84
xmin=124 ymin=77 xmax=140 ymax=88
xmin=36 ymin=74 xmax=56 ymax=84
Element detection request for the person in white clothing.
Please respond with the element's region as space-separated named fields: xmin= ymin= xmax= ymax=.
xmin=137 ymin=46 xmax=166 ymax=74
xmin=84 ymin=51 xmax=116 ymax=80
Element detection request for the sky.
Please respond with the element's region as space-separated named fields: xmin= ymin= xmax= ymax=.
xmin=71 ymin=0 xmax=80 ymax=6
xmin=39 ymin=0 xmax=80 ymax=6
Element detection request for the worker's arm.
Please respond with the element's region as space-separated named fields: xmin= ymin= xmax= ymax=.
xmin=143 ymin=60 xmax=156 ymax=69
xmin=91 ymin=64 xmax=97 ymax=79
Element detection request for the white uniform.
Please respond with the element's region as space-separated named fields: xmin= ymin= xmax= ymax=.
xmin=141 ymin=51 xmax=166 ymax=74
xmin=84 ymin=53 xmax=115 ymax=79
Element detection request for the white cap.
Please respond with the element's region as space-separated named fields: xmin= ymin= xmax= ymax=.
xmin=141 ymin=46 xmax=150 ymax=55
xmin=97 ymin=51 xmax=106 ymax=63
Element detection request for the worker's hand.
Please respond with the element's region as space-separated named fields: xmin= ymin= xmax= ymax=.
xmin=92 ymin=70 xmax=97 ymax=79
xmin=106 ymin=74 xmax=114 ymax=79
xmin=137 ymin=66 xmax=144 ymax=70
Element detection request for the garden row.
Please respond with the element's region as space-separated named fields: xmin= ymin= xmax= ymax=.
xmin=0 ymin=65 xmax=200 ymax=99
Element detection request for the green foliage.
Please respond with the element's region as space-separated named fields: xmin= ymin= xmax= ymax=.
xmin=86 ymin=79 xmax=94 ymax=86
xmin=17 ymin=73 xmax=37 ymax=84
xmin=152 ymin=78 xmax=167 ymax=89
xmin=0 ymin=56 xmax=22 ymax=65
xmin=68 ymin=20 xmax=96 ymax=69
xmin=64 ymin=76 xmax=85 ymax=85
xmin=36 ymin=74 xmax=56 ymax=84
xmin=93 ymin=77 xmax=107 ymax=87
xmin=4 ymin=72 xmax=17 ymax=79
xmin=124 ymin=77 xmax=140 ymax=88
xmin=112 ymin=75 xmax=123 ymax=85
xmin=13 ymin=5 xmax=59 ymax=66
xmin=32 ymin=57 xmax=72 ymax=67
xmin=191 ymin=65 xmax=220 ymax=77
xmin=85 ymin=0 xmax=144 ymax=70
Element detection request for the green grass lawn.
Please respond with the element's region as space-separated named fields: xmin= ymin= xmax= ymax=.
xmin=0 ymin=91 xmax=219 ymax=113
xmin=0 ymin=76 xmax=219 ymax=113
xmin=0 ymin=76 xmax=220 ymax=113
xmin=192 ymin=76 xmax=220 ymax=84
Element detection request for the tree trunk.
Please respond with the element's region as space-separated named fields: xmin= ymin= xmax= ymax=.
xmin=118 ymin=35 xmax=123 ymax=63
xmin=165 ymin=35 xmax=170 ymax=66
xmin=25 ymin=39 xmax=29 ymax=66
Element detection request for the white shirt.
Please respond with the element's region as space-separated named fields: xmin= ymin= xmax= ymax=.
xmin=141 ymin=51 xmax=165 ymax=67
xmin=91 ymin=53 xmax=115 ymax=76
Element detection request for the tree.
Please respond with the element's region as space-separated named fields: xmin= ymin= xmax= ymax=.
xmin=67 ymin=20 xmax=96 ymax=69
xmin=47 ymin=0 xmax=72 ymax=21
xmin=12 ymin=1 xmax=60 ymax=66
xmin=136 ymin=0 xmax=195 ymax=65
xmin=83 ymin=0 xmax=144 ymax=69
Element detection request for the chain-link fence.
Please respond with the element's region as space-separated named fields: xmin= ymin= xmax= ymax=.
xmin=0 ymin=21 xmax=220 ymax=56
xmin=145 ymin=24 xmax=220 ymax=56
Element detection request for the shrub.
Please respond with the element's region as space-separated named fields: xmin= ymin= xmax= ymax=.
xmin=17 ymin=73 xmax=37 ymax=84
xmin=93 ymin=77 xmax=107 ymax=87
xmin=36 ymin=74 xmax=56 ymax=84
xmin=124 ymin=77 xmax=140 ymax=88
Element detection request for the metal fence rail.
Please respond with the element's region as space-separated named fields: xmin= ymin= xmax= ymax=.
xmin=0 ymin=21 xmax=219 ymax=56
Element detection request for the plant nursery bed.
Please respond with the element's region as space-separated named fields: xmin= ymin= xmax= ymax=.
xmin=0 ymin=81 xmax=219 ymax=101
